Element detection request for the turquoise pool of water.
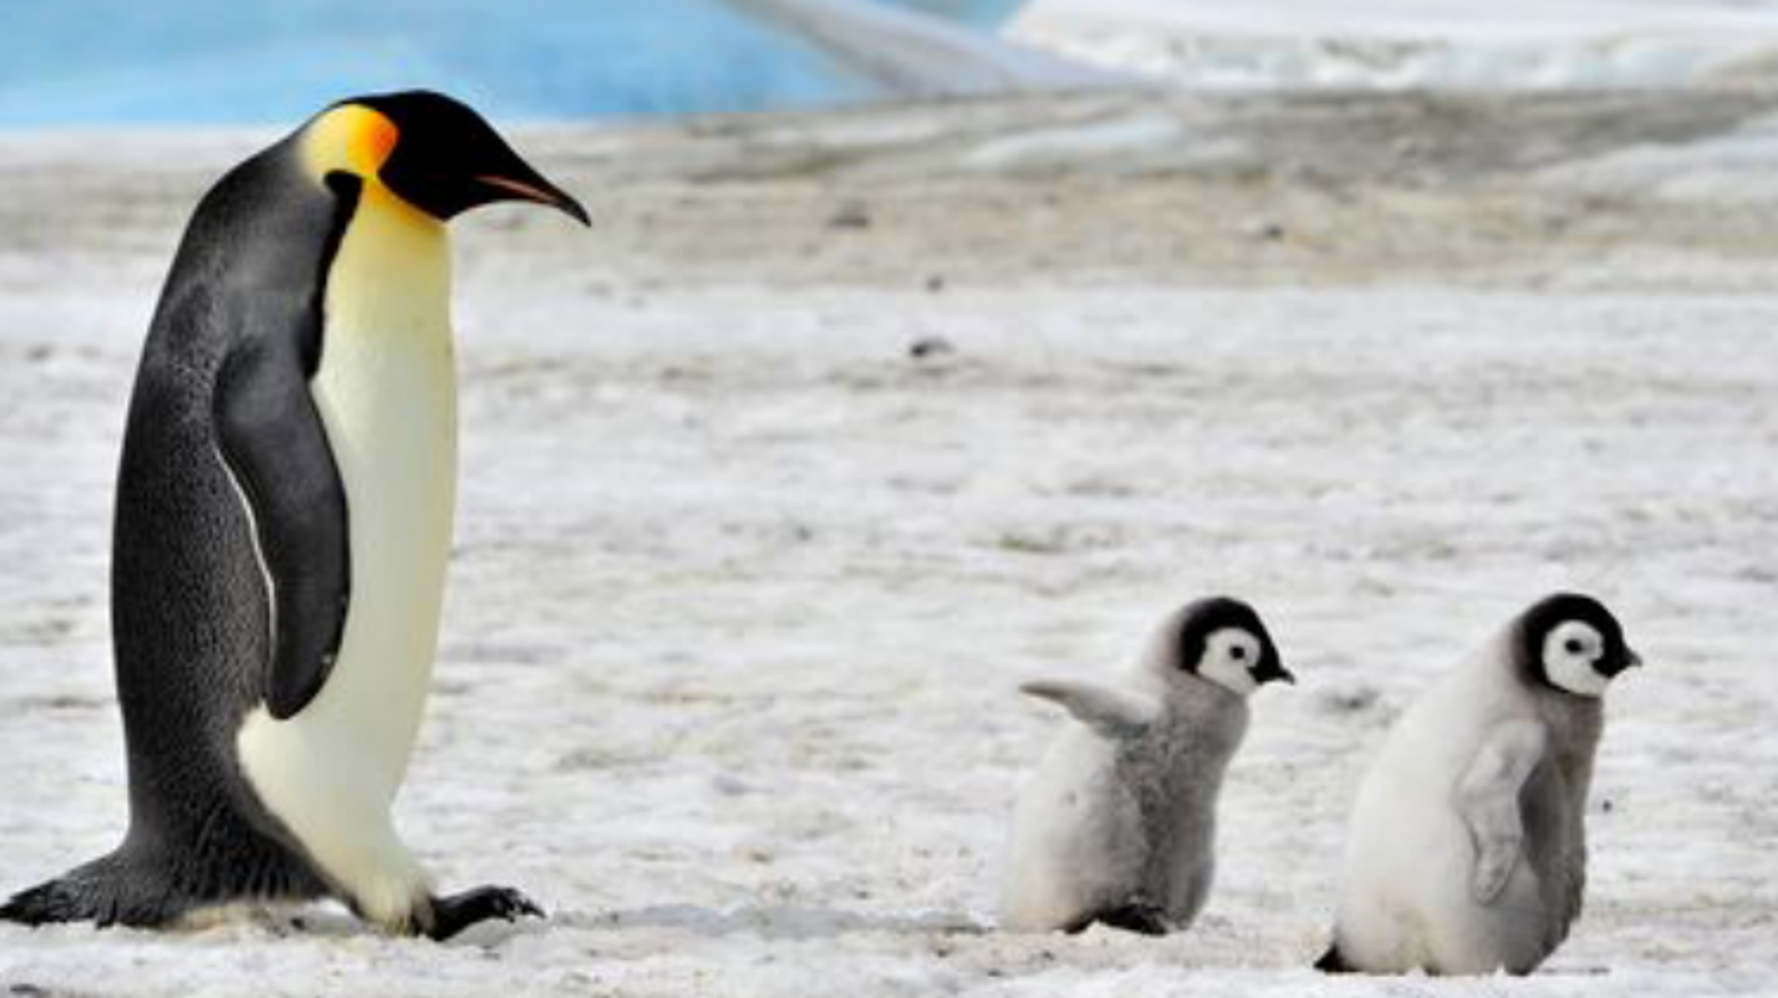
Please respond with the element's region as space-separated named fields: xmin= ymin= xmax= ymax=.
xmin=0 ymin=0 xmax=1025 ymax=127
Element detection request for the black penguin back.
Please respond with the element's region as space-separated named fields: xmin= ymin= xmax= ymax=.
xmin=3 ymin=131 xmax=356 ymax=926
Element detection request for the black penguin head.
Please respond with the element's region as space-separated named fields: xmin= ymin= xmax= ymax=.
xmin=307 ymin=90 xmax=587 ymax=225
xmin=1516 ymin=592 xmax=1641 ymax=698
xmin=1169 ymin=596 xmax=1293 ymax=697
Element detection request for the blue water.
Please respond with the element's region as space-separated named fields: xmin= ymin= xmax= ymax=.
xmin=0 ymin=0 xmax=1024 ymax=128
xmin=885 ymin=0 xmax=1024 ymax=27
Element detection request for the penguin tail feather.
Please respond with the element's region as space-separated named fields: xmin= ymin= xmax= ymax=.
xmin=0 ymin=878 xmax=90 ymax=926
xmin=0 ymin=854 xmax=174 ymax=929
xmin=1314 ymin=942 xmax=1355 ymax=974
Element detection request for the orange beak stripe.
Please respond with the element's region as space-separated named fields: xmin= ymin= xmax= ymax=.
xmin=476 ymin=175 xmax=560 ymax=206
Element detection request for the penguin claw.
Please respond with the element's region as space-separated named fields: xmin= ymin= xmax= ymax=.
xmin=494 ymin=888 xmax=544 ymax=920
xmin=424 ymin=885 xmax=545 ymax=941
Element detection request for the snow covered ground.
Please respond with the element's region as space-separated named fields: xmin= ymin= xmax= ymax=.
xmin=2 ymin=89 xmax=1777 ymax=995
xmin=1011 ymin=0 xmax=1778 ymax=89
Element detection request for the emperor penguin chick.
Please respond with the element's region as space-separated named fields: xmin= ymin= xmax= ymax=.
xmin=1001 ymin=597 xmax=1293 ymax=935
xmin=1318 ymin=593 xmax=1642 ymax=976
xmin=1 ymin=91 xmax=586 ymax=940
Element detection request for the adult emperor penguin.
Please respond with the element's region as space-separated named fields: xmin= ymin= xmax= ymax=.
xmin=0 ymin=91 xmax=586 ymax=939
xmin=1317 ymin=593 xmax=1642 ymax=975
xmin=1000 ymin=597 xmax=1293 ymax=935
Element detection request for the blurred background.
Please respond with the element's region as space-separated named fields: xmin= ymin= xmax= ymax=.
xmin=5 ymin=0 xmax=1778 ymax=127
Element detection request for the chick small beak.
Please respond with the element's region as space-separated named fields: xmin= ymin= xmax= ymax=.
xmin=476 ymin=174 xmax=590 ymax=226
xmin=1255 ymin=657 xmax=1295 ymax=686
xmin=1625 ymin=647 xmax=1645 ymax=669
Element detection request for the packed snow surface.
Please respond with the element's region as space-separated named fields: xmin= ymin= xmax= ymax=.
xmin=1011 ymin=0 xmax=1778 ymax=89
xmin=1 ymin=92 xmax=1776 ymax=996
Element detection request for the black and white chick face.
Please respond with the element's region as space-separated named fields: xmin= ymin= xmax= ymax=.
xmin=1173 ymin=597 xmax=1294 ymax=697
xmin=1521 ymin=592 xmax=1642 ymax=698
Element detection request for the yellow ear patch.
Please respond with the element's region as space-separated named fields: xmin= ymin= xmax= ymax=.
xmin=302 ymin=104 xmax=400 ymax=183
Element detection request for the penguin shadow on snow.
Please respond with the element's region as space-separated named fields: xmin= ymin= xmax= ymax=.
xmin=146 ymin=902 xmax=552 ymax=947
xmin=561 ymin=904 xmax=987 ymax=940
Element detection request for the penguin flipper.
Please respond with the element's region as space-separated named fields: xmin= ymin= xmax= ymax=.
xmin=214 ymin=327 xmax=351 ymax=721
xmin=1020 ymin=680 xmax=1156 ymax=740
xmin=1456 ymin=721 xmax=1547 ymax=905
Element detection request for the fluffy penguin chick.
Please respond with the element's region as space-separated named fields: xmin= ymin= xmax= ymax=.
xmin=1319 ymin=592 xmax=1642 ymax=976
xmin=1001 ymin=597 xmax=1293 ymax=935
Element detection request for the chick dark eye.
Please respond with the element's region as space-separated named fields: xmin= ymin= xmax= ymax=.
xmin=1230 ymin=645 xmax=1248 ymax=662
xmin=1563 ymin=638 xmax=1585 ymax=655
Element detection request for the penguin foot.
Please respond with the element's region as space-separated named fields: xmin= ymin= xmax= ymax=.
xmin=423 ymin=886 xmax=544 ymax=941
xmin=1065 ymin=902 xmax=1169 ymax=936
xmin=1315 ymin=943 xmax=1355 ymax=974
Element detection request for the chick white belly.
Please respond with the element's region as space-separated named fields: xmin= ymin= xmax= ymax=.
xmin=1001 ymin=730 xmax=1146 ymax=930
xmin=1340 ymin=767 xmax=1551 ymax=973
xmin=236 ymin=189 xmax=455 ymax=919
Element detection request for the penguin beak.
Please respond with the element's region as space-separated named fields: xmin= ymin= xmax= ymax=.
xmin=1625 ymin=647 xmax=1644 ymax=669
xmin=475 ymin=172 xmax=590 ymax=226
xmin=1254 ymin=655 xmax=1296 ymax=687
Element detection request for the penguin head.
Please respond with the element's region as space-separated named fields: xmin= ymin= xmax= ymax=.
xmin=1517 ymin=592 xmax=1642 ymax=698
xmin=1166 ymin=596 xmax=1293 ymax=697
xmin=302 ymin=90 xmax=587 ymax=225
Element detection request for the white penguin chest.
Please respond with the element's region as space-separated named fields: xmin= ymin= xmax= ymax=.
xmin=310 ymin=189 xmax=457 ymax=771
xmin=238 ymin=187 xmax=457 ymax=812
